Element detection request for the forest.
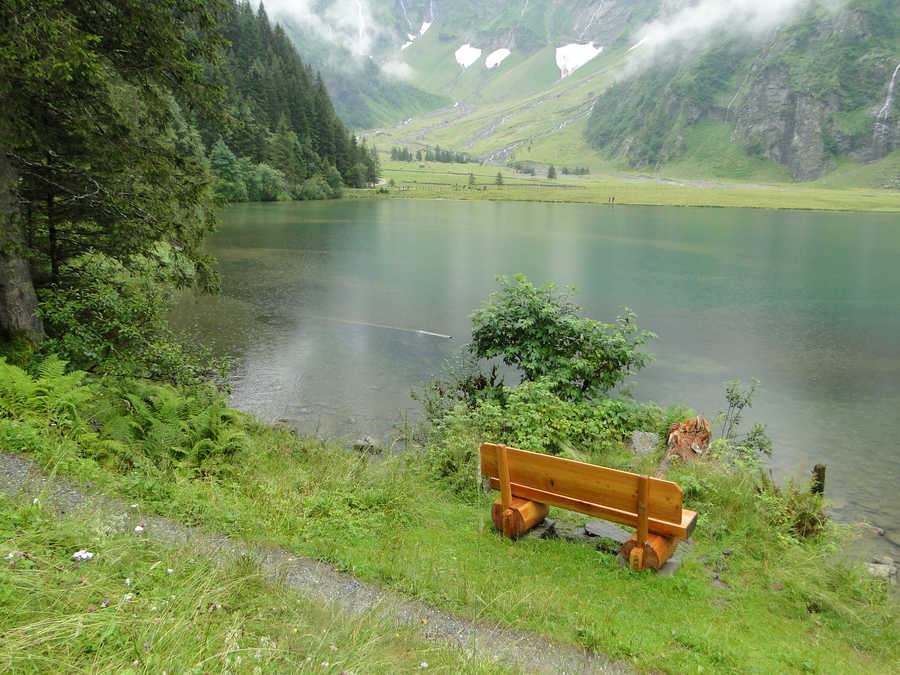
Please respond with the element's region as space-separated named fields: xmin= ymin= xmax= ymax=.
xmin=0 ymin=0 xmax=377 ymax=368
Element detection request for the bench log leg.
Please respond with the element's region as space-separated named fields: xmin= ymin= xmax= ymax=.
xmin=621 ymin=533 xmax=679 ymax=571
xmin=491 ymin=497 xmax=549 ymax=539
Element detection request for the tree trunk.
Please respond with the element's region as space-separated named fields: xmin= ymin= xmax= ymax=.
xmin=0 ymin=151 xmax=45 ymax=344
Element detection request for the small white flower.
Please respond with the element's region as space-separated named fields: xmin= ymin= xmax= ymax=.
xmin=321 ymin=663 xmax=329 ymax=668
xmin=329 ymin=644 xmax=337 ymax=651
xmin=72 ymin=550 xmax=94 ymax=561
xmin=134 ymin=525 xmax=145 ymax=534
xmin=420 ymin=662 xmax=429 ymax=669
xmin=130 ymin=504 xmax=138 ymax=509
xmin=125 ymin=578 xmax=132 ymax=586
xmin=4 ymin=552 xmax=14 ymax=560
xmin=151 ymin=606 xmax=157 ymax=611
xmin=123 ymin=593 xmax=134 ymax=601
xmin=166 ymin=568 xmax=173 ymax=574
xmin=132 ymin=659 xmax=139 ymax=666
xmin=32 ymin=498 xmax=38 ymax=505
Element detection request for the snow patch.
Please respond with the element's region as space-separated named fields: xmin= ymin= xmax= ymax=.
xmin=627 ymin=37 xmax=647 ymax=53
xmin=485 ymin=48 xmax=511 ymax=69
xmin=455 ymin=44 xmax=482 ymax=69
xmin=420 ymin=21 xmax=432 ymax=36
xmin=555 ymin=42 xmax=602 ymax=78
xmin=407 ymin=33 xmax=417 ymax=41
xmin=401 ymin=41 xmax=414 ymax=51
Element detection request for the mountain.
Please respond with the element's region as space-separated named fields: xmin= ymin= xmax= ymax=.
xmin=264 ymin=0 xmax=899 ymax=184
xmin=585 ymin=0 xmax=900 ymax=181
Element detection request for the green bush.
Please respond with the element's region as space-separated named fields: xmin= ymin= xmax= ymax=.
xmin=0 ymin=357 xmax=247 ymax=479
xmin=426 ymin=378 xmax=668 ymax=498
xmin=37 ymin=251 xmax=221 ymax=385
xmin=469 ymin=275 xmax=655 ymax=401
xmin=299 ymin=174 xmax=330 ymax=200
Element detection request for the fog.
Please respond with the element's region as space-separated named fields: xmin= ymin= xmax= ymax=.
xmin=626 ymin=0 xmax=845 ymax=71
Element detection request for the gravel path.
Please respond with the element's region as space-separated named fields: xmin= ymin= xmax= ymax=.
xmin=1 ymin=453 xmax=629 ymax=674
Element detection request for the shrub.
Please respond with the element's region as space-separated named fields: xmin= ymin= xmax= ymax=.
xmin=469 ymin=275 xmax=655 ymax=401
xmin=37 ymin=251 xmax=222 ymax=385
xmin=299 ymin=174 xmax=330 ymax=200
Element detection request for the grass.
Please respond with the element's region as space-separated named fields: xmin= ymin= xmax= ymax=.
xmin=0 ymin=495 xmax=508 ymax=673
xmin=368 ymin=159 xmax=900 ymax=211
xmin=1 ymin=357 xmax=897 ymax=673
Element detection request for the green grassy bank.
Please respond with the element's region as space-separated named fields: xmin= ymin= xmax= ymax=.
xmin=0 ymin=496 xmax=505 ymax=673
xmin=1 ymin=357 xmax=896 ymax=673
xmin=362 ymin=160 xmax=900 ymax=212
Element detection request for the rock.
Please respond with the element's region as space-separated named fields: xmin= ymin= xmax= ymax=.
xmin=351 ymin=436 xmax=380 ymax=454
xmin=864 ymin=555 xmax=897 ymax=585
xmin=584 ymin=520 xmax=632 ymax=543
xmin=539 ymin=519 xmax=593 ymax=544
xmin=628 ymin=431 xmax=659 ymax=456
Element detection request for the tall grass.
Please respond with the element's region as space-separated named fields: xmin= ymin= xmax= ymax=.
xmin=1 ymin=356 xmax=897 ymax=672
xmin=0 ymin=497 xmax=506 ymax=673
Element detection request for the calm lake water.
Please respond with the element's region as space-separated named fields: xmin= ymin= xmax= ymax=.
xmin=173 ymin=199 xmax=900 ymax=554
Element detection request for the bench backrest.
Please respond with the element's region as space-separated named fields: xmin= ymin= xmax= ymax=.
xmin=480 ymin=442 xmax=695 ymax=540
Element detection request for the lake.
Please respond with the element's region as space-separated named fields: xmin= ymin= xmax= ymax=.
xmin=173 ymin=199 xmax=900 ymax=555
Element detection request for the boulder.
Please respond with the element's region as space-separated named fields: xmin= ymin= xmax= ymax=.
xmin=628 ymin=431 xmax=659 ymax=456
xmin=352 ymin=436 xmax=380 ymax=454
xmin=865 ymin=555 xmax=897 ymax=585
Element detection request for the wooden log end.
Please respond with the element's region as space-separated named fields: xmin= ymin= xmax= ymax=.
xmin=491 ymin=497 xmax=550 ymax=539
xmin=621 ymin=533 xmax=679 ymax=570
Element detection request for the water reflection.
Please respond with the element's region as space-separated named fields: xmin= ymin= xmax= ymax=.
xmin=173 ymin=199 xmax=900 ymax=555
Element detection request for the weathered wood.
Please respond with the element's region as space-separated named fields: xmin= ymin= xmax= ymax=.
xmin=491 ymin=497 xmax=550 ymax=539
xmin=621 ymin=533 xmax=679 ymax=571
xmin=811 ymin=464 xmax=826 ymax=496
xmin=0 ymin=152 xmax=44 ymax=343
xmin=497 ymin=444 xmax=512 ymax=509
xmin=637 ymin=474 xmax=649 ymax=547
xmin=481 ymin=443 xmax=683 ymax=523
xmin=481 ymin=443 xmax=696 ymax=540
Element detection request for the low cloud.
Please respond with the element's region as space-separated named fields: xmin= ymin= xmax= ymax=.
xmin=625 ymin=0 xmax=846 ymax=72
xmin=381 ymin=60 xmax=415 ymax=81
xmin=263 ymin=0 xmax=380 ymax=57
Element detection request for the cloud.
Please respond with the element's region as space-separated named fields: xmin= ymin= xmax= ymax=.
xmin=381 ymin=60 xmax=414 ymax=81
xmin=263 ymin=0 xmax=380 ymax=57
xmin=625 ymin=0 xmax=845 ymax=72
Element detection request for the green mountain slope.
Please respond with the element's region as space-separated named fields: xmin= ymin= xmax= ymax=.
xmin=264 ymin=0 xmax=899 ymax=185
xmin=586 ymin=0 xmax=900 ymax=181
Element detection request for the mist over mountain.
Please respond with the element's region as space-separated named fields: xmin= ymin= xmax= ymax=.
xmin=261 ymin=0 xmax=899 ymax=182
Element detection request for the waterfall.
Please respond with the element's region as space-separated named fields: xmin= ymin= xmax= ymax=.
xmin=398 ymin=0 xmax=412 ymax=29
xmin=872 ymin=62 xmax=900 ymax=156
xmin=356 ymin=0 xmax=365 ymax=54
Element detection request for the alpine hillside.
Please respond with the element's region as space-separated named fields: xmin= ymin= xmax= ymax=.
xmin=268 ymin=0 xmax=900 ymax=185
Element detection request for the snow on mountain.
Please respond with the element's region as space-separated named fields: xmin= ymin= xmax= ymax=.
xmin=485 ymin=48 xmax=511 ymax=69
xmin=555 ymin=42 xmax=603 ymax=78
xmin=455 ymin=44 xmax=482 ymax=69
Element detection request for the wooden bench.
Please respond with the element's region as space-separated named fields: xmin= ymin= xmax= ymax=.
xmin=480 ymin=442 xmax=698 ymax=570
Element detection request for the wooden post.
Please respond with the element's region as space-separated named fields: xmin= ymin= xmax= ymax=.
xmin=811 ymin=464 xmax=826 ymax=496
xmin=630 ymin=475 xmax=649 ymax=570
xmin=497 ymin=444 xmax=514 ymax=538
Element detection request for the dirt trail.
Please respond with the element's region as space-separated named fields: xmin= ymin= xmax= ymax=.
xmin=0 ymin=452 xmax=629 ymax=674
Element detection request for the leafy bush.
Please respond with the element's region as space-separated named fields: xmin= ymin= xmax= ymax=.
xmin=37 ymin=251 xmax=223 ymax=386
xmin=0 ymin=357 xmax=247 ymax=479
xmin=299 ymin=174 xmax=330 ymax=200
xmin=426 ymin=378 xmax=667 ymax=498
xmin=469 ymin=275 xmax=655 ymax=402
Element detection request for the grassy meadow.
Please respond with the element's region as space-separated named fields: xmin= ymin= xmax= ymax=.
xmin=364 ymin=158 xmax=900 ymax=212
xmin=1 ymin=357 xmax=897 ymax=673
xmin=0 ymin=496 xmax=507 ymax=674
